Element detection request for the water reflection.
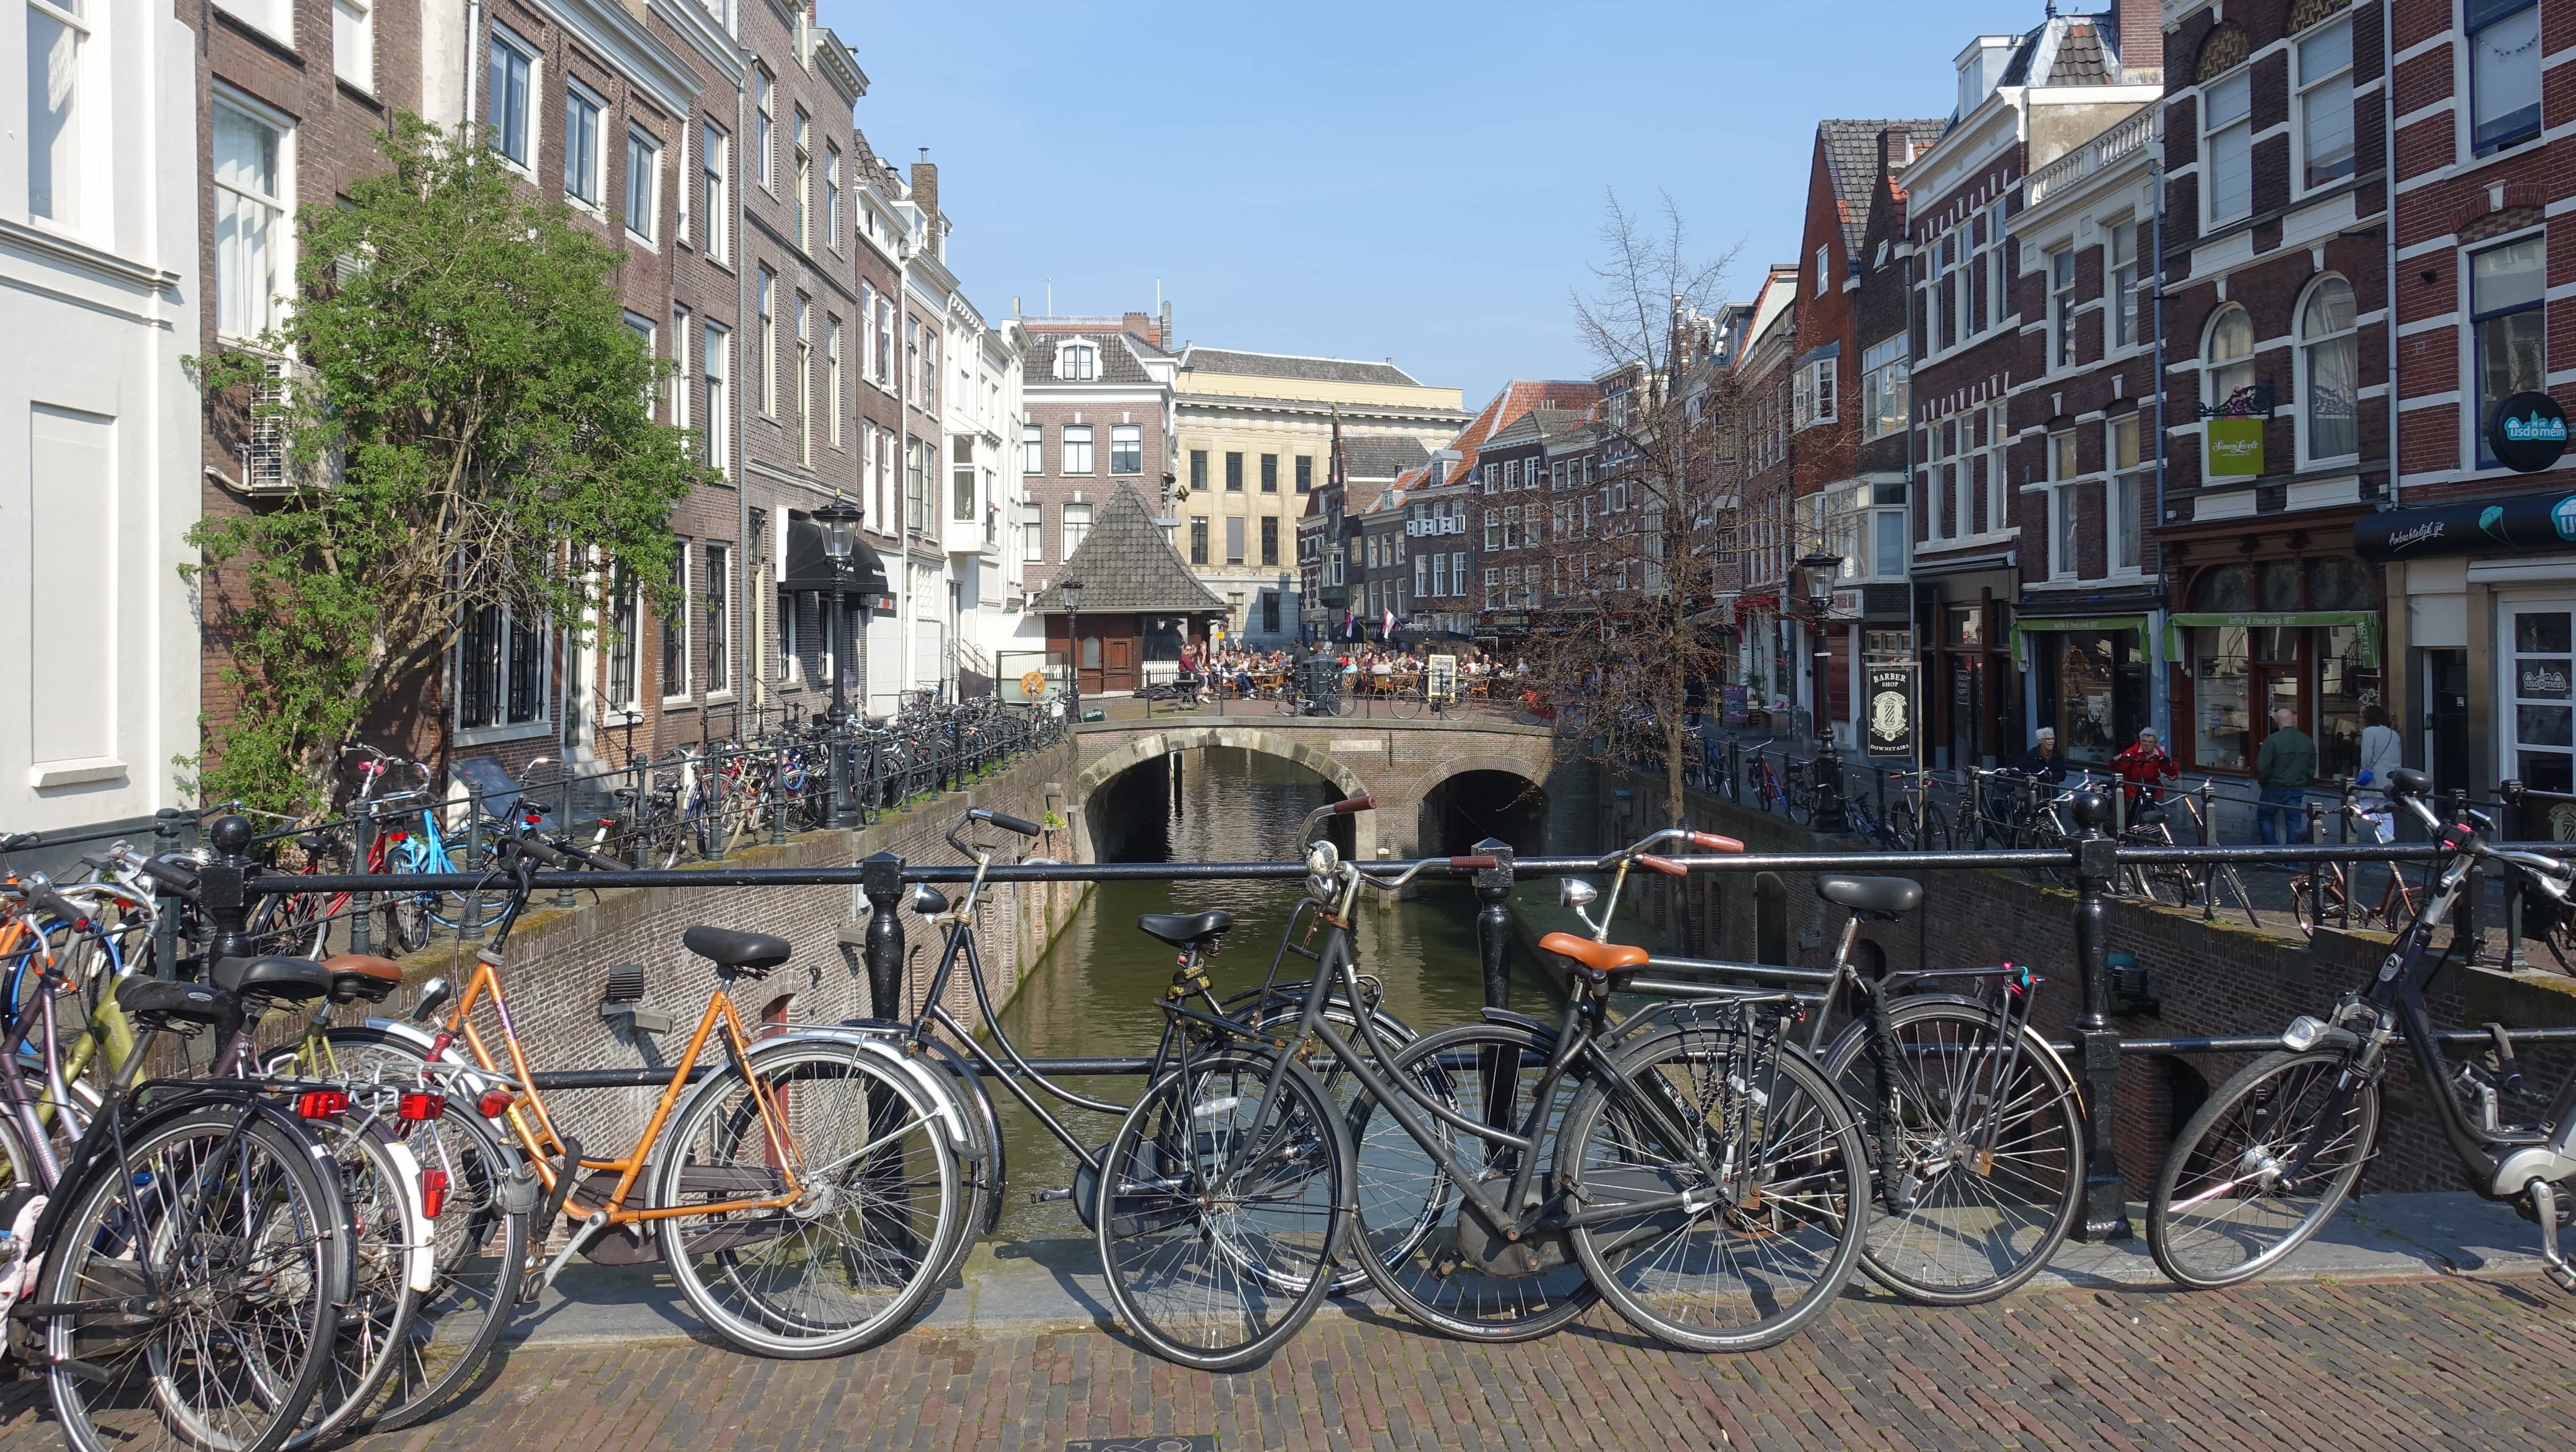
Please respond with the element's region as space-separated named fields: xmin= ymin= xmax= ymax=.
xmin=989 ymin=747 xmax=1554 ymax=1236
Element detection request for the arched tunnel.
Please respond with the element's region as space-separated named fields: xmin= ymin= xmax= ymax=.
xmin=1418 ymin=770 xmax=1546 ymax=858
xmin=1086 ymin=746 xmax=1356 ymax=864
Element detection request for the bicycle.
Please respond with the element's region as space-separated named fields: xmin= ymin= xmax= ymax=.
xmin=1742 ymin=741 xmax=1788 ymax=815
xmin=2286 ymin=797 xmax=2422 ymax=939
xmin=2145 ymin=768 xmax=2576 ymax=1290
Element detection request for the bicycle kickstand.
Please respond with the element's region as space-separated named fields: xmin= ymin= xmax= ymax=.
xmin=2529 ymin=1180 xmax=2576 ymax=1292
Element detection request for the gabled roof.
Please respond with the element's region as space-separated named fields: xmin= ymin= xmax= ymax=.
xmin=1028 ymin=484 xmax=1226 ymax=614
xmin=1997 ymin=12 xmax=2133 ymax=90
xmin=1444 ymin=380 xmax=1601 ymax=484
xmin=1340 ymin=435 xmax=1430 ymax=480
xmin=1819 ymin=118 xmax=1949 ymax=262
xmin=1179 ymin=347 xmax=1421 ymax=386
xmin=1022 ymin=332 xmax=1158 ymax=387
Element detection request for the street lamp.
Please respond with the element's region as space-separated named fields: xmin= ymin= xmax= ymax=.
xmin=1059 ymin=578 xmax=1085 ymax=721
xmin=814 ymin=495 xmax=864 ymax=725
xmin=1796 ymin=550 xmax=1848 ymax=831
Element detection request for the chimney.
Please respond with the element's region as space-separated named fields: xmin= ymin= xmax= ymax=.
xmin=909 ymin=148 xmax=938 ymax=228
xmin=1121 ymin=311 xmax=1154 ymax=343
xmin=2115 ymin=0 xmax=2163 ymax=79
xmin=1159 ymin=301 xmax=1173 ymax=350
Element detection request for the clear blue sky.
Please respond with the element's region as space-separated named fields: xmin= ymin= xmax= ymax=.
xmin=821 ymin=0 xmax=1989 ymax=407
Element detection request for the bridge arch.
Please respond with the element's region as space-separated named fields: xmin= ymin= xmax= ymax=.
xmin=1409 ymin=755 xmax=1549 ymax=858
xmin=1070 ymin=726 xmax=1377 ymax=862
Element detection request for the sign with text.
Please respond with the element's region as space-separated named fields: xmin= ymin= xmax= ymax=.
xmin=1426 ymin=654 xmax=1457 ymax=700
xmin=2206 ymin=416 xmax=2264 ymax=478
xmin=2490 ymin=391 xmax=2570 ymax=474
xmin=1720 ymin=683 xmax=1747 ymax=726
xmin=1865 ymin=662 xmax=1917 ymax=759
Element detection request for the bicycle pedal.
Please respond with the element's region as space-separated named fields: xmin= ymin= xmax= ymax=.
xmin=1028 ymin=1187 xmax=1073 ymax=1205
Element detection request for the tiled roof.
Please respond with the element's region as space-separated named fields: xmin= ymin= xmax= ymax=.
xmin=1820 ymin=118 xmax=1949 ymax=262
xmin=2047 ymin=19 xmax=2114 ymax=84
xmin=1341 ymin=435 xmax=1430 ymax=479
xmin=1998 ymin=14 xmax=2127 ymax=90
xmin=1028 ymin=484 xmax=1226 ymax=614
xmin=1022 ymin=332 xmax=1156 ymax=387
xmin=1180 ymin=348 xmax=1422 ymax=386
xmin=1443 ymin=380 xmax=1602 ymax=486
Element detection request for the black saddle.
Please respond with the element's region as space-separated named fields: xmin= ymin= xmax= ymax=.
xmin=211 ymin=955 xmax=333 ymax=1002
xmin=1815 ymin=875 xmax=1922 ymax=919
xmin=1136 ymin=911 xmax=1233 ymax=949
xmin=115 ymin=976 xmax=237 ymax=1028
xmin=683 ymin=926 xmax=791 ymax=976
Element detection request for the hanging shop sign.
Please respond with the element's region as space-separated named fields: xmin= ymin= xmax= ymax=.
xmin=2353 ymin=488 xmax=2576 ymax=561
xmin=2489 ymin=391 xmax=2570 ymax=475
xmin=1864 ymin=662 xmax=1917 ymax=759
xmin=2206 ymin=416 xmax=2264 ymax=478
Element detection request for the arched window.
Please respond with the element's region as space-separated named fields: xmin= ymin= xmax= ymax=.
xmin=2191 ymin=562 xmax=2255 ymax=611
xmin=2204 ymin=305 xmax=2255 ymax=412
xmin=2299 ymin=276 xmax=2359 ymax=461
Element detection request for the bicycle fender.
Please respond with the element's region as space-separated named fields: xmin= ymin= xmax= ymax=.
xmin=911 ymin=1035 xmax=1007 ymax=1237
xmin=1479 ymin=1006 xmax=1553 ymax=1037
xmin=378 ymin=1138 xmax=440 ymax=1294
xmin=672 ymin=1030 xmax=973 ymax=1159
xmin=1831 ymin=992 xmax=2087 ymax=1119
xmin=357 ymin=1017 xmax=506 ymax=1100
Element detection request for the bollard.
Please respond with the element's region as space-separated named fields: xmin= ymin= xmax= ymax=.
xmin=152 ymin=808 xmax=187 ymax=978
xmin=861 ymin=851 xmax=906 ymax=1021
xmin=2308 ymin=795 xmax=2326 ymax=933
xmin=831 ymin=724 xmax=859 ymax=831
xmin=2066 ymin=791 xmax=2133 ymax=1242
xmin=201 ymin=815 xmax=258 ymax=971
xmin=349 ymin=795 xmax=375 ymax=957
xmin=2503 ymin=874 xmax=2530 ymax=972
xmin=1473 ymin=839 xmax=1515 ymax=1012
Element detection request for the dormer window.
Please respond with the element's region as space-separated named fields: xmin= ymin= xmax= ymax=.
xmin=1057 ymin=341 xmax=1097 ymax=382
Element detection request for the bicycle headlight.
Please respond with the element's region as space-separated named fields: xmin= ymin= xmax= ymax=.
xmin=1306 ymin=841 xmax=1339 ymax=878
xmin=2280 ymin=1015 xmax=2359 ymax=1054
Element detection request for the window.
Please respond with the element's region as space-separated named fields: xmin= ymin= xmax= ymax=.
xmin=624 ymin=129 xmax=658 ymax=241
xmin=1801 ymin=356 xmax=1836 ymax=426
xmin=951 ymin=436 xmax=974 ymax=521
xmin=218 ymin=0 xmax=287 ymax=42
xmin=1189 ymin=450 xmax=1207 ymax=492
xmin=488 ymin=33 xmax=532 ymax=168
xmin=2109 ymin=220 xmax=2140 ymax=348
xmin=795 ymin=294 xmax=812 ymax=464
xmin=1225 ymin=516 xmax=1245 ymax=565
xmin=1504 ymin=460 xmax=1520 ymax=491
xmin=661 ymin=544 xmax=691 ymax=700
xmin=2204 ymin=304 xmax=2255 ymax=413
xmin=2110 ymin=412 xmax=2145 ymax=575
xmin=2049 ymin=247 xmax=2076 ymax=369
xmin=752 ymin=67 xmax=773 ymax=192
xmin=213 ymin=99 xmax=286 ymax=339
xmin=2298 ymin=276 xmax=2358 ymax=462
xmin=1111 ymin=424 xmax=1142 ymax=475
xmin=1061 ymin=423 xmax=1093 ymax=474
xmin=872 ymin=292 xmax=890 ymax=384
xmin=670 ymin=305 xmax=690 ymax=431
xmin=1189 ymin=516 xmax=1208 ymax=564
xmin=1259 ymin=453 xmax=1278 ymax=493
xmin=704 ymin=545 xmax=731 ymax=693
xmin=1260 ymin=516 xmax=1278 ymax=566
xmin=2049 ymin=429 xmax=2080 ymax=579
xmin=1986 ymin=403 xmax=2010 ymax=536
xmin=26 ymin=0 xmax=86 ymax=227
xmin=702 ymin=323 xmax=730 ymax=473
xmin=823 ymin=143 xmax=840 ymax=249
xmin=1023 ymin=423 xmax=1043 ymax=473
xmin=2470 ymin=0 xmax=2542 ymax=152
xmin=563 ymin=88 xmax=601 ymax=208
xmin=917 ymin=319 xmax=934 ymax=405
xmin=1225 ymin=452 xmax=1243 ymax=491
xmin=2296 ymin=19 xmax=2354 ymax=189
xmin=756 ymin=267 xmax=775 ymax=416
xmin=675 ymin=125 xmax=691 ymax=243
xmin=1295 ymin=455 xmax=1312 ymax=492
xmin=825 ymin=314 xmax=842 ymax=448
xmin=791 ymin=107 xmax=809 ymax=248
xmin=332 ymin=0 xmax=371 ymax=88
xmin=700 ymin=124 xmax=727 ymax=261
xmin=904 ymin=436 xmax=927 ymax=532
xmin=1814 ymin=243 xmax=1829 ymax=295
xmin=457 ymin=602 xmax=547 ymax=729
xmin=1874 ymin=494 xmax=1906 ymax=577
xmin=1484 ymin=508 xmax=1502 ymax=551
xmin=606 ymin=571 xmax=639 ymax=710
xmin=1021 ymin=502 xmax=1043 ymax=561
xmin=2204 ymin=70 xmax=2253 ymax=223
xmin=1058 ymin=343 xmax=1095 ymax=381
xmin=1451 ymin=551 xmax=1466 ymax=596
xmin=2473 ymin=237 xmax=2546 ymax=468
xmin=1860 ymin=335 xmax=1908 ymax=440
xmin=1431 ymin=552 xmax=1448 ymax=596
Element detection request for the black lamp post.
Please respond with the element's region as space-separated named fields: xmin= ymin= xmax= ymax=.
xmin=815 ymin=495 xmax=864 ymax=725
xmin=1798 ymin=549 xmax=1848 ymax=832
xmin=1060 ymin=578 xmax=1084 ymax=721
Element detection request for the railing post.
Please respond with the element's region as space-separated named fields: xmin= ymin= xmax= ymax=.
xmin=2450 ymin=787 xmax=2480 ymax=961
xmin=461 ymin=777 xmax=485 ymax=943
xmin=202 ymin=814 xmax=257 ymax=971
xmin=2198 ymin=780 xmax=2217 ymax=923
xmin=152 ymin=808 xmax=187 ymax=977
xmin=2337 ymin=777 xmax=2355 ymax=931
xmin=2503 ymin=874 xmax=2530 ymax=972
xmin=349 ymin=795 xmax=375 ymax=957
xmin=861 ymin=850 xmax=906 ymax=1021
xmin=2308 ymin=793 xmax=2326 ymax=933
xmin=1473 ymin=840 xmax=1515 ymax=1012
xmin=831 ymin=723 xmax=859 ymax=830
xmin=2068 ymin=790 xmax=2133 ymax=1242
xmin=770 ymin=744 xmax=789 ymax=845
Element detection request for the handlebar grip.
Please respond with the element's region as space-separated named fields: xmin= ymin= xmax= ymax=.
xmin=139 ymin=857 xmax=200 ymax=893
xmin=517 ymin=836 xmax=569 ymax=866
xmin=0 ymin=833 xmax=36 ymax=853
xmin=20 ymin=880 xmax=90 ymax=931
xmin=971 ymin=808 xmax=1042 ymax=837
xmin=1687 ymin=832 xmax=1745 ymax=854
xmin=1330 ymin=794 xmax=1377 ymax=815
xmin=1635 ymin=854 xmax=1689 ymax=876
xmin=1448 ymin=855 xmax=1498 ymax=870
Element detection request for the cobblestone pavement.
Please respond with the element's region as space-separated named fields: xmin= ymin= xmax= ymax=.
xmin=5 ymin=1274 xmax=2570 ymax=1451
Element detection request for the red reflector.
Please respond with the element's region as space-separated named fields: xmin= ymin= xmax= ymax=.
xmin=419 ymin=1168 xmax=449 ymax=1219
xmin=475 ymin=1089 xmax=514 ymax=1118
xmin=398 ymin=1091 xmax=445 ymax=1122
xmin=296 ymin=1090 xmax=349 ymax=1119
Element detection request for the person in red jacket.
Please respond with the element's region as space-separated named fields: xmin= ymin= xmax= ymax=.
xmin=2109 ymin=726 xmax=2180 ymax=805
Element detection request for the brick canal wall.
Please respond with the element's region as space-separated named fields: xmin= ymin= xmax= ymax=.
xmin=1591 ymin=763 xmax=2576 ymax=1198
xmin=340 ymin=739 xmax=1085 ymax=1154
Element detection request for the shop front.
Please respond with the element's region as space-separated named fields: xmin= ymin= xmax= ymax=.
xmin=2011 ymin=612 xmax=2155 ymax=768
xmin=2160 ymin=556 xmax=2381 ymax=784
xmin=1913 ymin=561 xmax=2020 ymax=770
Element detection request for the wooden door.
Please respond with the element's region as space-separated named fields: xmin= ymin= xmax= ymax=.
xmin=1104 ymin=635 xmax=1137 ymax=692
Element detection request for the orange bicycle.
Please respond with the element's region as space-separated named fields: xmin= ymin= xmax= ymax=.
xmin=325 ymin=847 xmax=964 ymax=1359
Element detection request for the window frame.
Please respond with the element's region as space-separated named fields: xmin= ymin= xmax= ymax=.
xmin=561 ymin=82 xmax=605 ymax=212
xmin=1110 ymin=423 xmax=1142 ymax=476
xmin=699 ymin=122 xmax=729 ymax=262
xmin=2201 ymin=68 xmax=2254 ymax=228
xmin=660 ymin=541 xmax=693 ymax=706
xmin=1023 ymin=423 xmax=1043 ymax=474
xmin=2049 ymin=246 xmax=2077 ymax=371
xmin=487 ymin=30 xmax=536 ymax=174
xmin=2296 ymin=273 xmax=2360 ymax=466
xmin=623 ymin=127 xmax=659 ymax=244
xmin=212 ymin=91 xmax=293 ymax=342
xmin=703 ymin=543 xmax=732 ymax=698
xmin=2469 ymin=0 xmax=2543 ymax=155
xmin=1061 ymin=423 xmax=1094 ymax=475
xmin=2202 ymin=302 xmax=2256 ymax=417
xmin=455 ymin=600 xmax=553 ymax=738
xmin=332 ymin=0 xmax=372 ymax=90
xmin=702 ymin=322 xmax=731 ymax=475
xmin=2469 ymin=233 xmax=2547 ymax=470
xmin=2293 ymin=16 xmax=2356 ymax=195
xmin=2108 ymin=218 xmax=2140 ymax=350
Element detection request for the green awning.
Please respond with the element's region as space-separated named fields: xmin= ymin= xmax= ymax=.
xmin=2009 ymin=614 xmax=2150 ymax=668
xmin=2162 ymin=610 xmax=2381 ymax=668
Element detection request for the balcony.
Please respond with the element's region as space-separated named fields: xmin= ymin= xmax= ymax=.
xmin=2023 ymin=107 xmax=2156 ymax=209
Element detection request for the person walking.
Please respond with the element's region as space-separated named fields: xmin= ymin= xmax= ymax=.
xmin=2109 ymin=726 xmax=2180 ymax=807
xmin=2255 ymin=705 xmax=2316 ymax=848
xmin=2019 ymin=727 xmax=2069 ymax=784
xmin=2353 ymin=703 xmax=2403 ymax=842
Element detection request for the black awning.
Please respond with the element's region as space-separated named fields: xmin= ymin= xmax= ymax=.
xmin=2354 ymin=488 xmax=2576 ymax=562
xmin=781 ymin=511 xmax=891 ymax=601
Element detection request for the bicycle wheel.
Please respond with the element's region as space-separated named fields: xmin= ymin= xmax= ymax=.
xmin=1348 ymin=1023 xmax=1598 ymax=1341
xmin=1823 ymin=999 xmax=2084 ymax=1304
xmin=1885 ymin=799 xmax=1917 ymax=852
xmin=1095 ymin=1049 xmax=1347 ymax=1371
xmin=2288 ymin=872 xmax=2341 ymax=940
xmin=1786 ymin=779 xmax=1817 ymax=826
xmin=249 ymin=891 xmax=328 ymax=958
xmin=1921 ymin=804 xmax=1953 ymax=853
xmin=1237 ymin=989 xmax=1417 ymax=1297
xmin=654 ymin=1038 xmax=960 ymax=1359
xmin=1391 ymin=686 xmax=1424 ymax=720
xmin=42 ymin=1106 xmax=350 ymax=1452
xmin=1333 ymin=690 xmax=1357 ymax=718
xmin=286 ymin=1116 xmax=423 ymax=1448
xmin=1557 ymin=1017 xmax=1866 ymax=1353
xmin=2148 ymin=1048 xmax=2378 ymax=1290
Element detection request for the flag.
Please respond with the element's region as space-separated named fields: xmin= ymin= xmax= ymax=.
xmin=1382 ymin=607 xmax=1396 ymax=639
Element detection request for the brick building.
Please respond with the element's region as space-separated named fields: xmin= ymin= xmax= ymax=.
xmin=1300 ymin=433 xmax=1430 ymax=641
xmin=1012 ymin=312 xmax=1177 ymax=681
xmin=1732 ymin=267 xmax=1802 ymax=721
xmin=1473 ymin=405 xmax=1593 ymax=635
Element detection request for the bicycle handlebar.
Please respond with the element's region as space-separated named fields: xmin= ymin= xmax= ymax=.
xmin=15 ymin=875 xmax=91 ymax=931
xmin=1634 ymin=854 xmax=1688 ymax=876
xmin=969 ymin=808 xmax=1040 ymax=838
xmin=1329 ymin=794 xmax=1377 ymax=815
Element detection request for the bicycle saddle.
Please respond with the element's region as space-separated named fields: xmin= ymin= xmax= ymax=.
xmin=682 ymin=926 xmax=792 ymax=976
xmin=1135 ymin=910 xmax=1232 ymax=948
xmin=211 ymin=955 xmax=334 ymax=1003
xmin=1815 ymin=875 xmax=1922 ymax=919
xmin=115 ymin=976 xmax=237 ymax=1028
xmin=321 ymin=952 xmax=404 ymax=1005
xmin=1537 ymin=932 xmax=1648 ymax=975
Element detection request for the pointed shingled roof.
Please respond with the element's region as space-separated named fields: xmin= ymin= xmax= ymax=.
xmin=1819 ymin=118 xmax=1949 ymax=262
xmin=1028 ymin=484 xmax=1226 ymax=615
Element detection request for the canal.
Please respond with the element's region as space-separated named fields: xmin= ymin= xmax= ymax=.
xmin=988 ymin=745 xmax=1557 ymax=1237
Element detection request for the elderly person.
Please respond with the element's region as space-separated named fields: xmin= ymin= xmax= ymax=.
xmin=2019 ymin=727 xmax=2068 ymax=784
xmin=2109 ymin=726 xmax=2180 ymax=806
xmin=2254 ymin=706 xmax=2315 ymax=847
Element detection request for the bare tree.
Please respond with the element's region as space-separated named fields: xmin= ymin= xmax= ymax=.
xmin=1524 ymin=193 xmax=1745 ymax=829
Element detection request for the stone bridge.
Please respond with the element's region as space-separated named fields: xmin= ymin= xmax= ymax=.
xmin=1065 ymin=711 xmax=1577 ymax=863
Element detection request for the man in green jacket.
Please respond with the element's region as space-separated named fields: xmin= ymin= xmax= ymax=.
xmin=2254 ymin=705 xmax=2315 ymax=848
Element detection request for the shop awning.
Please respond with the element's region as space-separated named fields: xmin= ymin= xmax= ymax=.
xmin=2008 ymin=614 xmax=2151 ymax=668
xmin=2161 ymin=610 xmax=2381 ymax=668
xmin=779 ymin=512 xmax=891 ymax=604
xmin=2353 ymin=489 xmax=2576 ymax=562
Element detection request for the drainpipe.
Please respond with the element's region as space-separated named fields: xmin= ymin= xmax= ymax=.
xmin=2150 ymin=121 xmax=2171 ymax=746
xmin=2381 ymin=0 xmax=2403 ymax=740
xmin=735 ymin=76 xmax=750 ymax=740
xmin=464 ymin=0 xmax=480 ymax=141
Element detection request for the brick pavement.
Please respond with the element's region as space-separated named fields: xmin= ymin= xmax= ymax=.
xmin=5 ymin=1275 xmax=2568 ymax=1451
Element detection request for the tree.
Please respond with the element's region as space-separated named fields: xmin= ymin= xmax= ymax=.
xmin=1525 ymin=194 xmax=1743 ymax=829
xmin=190 ymin=116 xmax=700 ymax=812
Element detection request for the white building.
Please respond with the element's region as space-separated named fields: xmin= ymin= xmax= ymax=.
xmin=1 ymin=0 xmax=199 ymax=840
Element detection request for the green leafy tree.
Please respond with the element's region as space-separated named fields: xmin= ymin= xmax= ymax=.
xmin=191 ymin=115 xmax=699 ymax=812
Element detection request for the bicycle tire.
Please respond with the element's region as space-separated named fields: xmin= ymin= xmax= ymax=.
xmin=42 ymin=1106 xmax=349 ymax=1452
xmin=1885 ymin=799 xmax=1917 ymax=852
xmin=1558 ymin=1021 xmax=1866 ymax=1352
xmin=2147 ymin=1047 xmax=2378 ymax=1290
xmin=2288 ymin=873 xmax=2340 ymax=940
xmin=1787 ymin=779 xmax=1817 ymax=827
xmin=1347 ymin=1022 xmax=1599 ymax=1341
xmin=1095 ymin=1049 xmax=1347 ymax=1371
xmin=1333 ymin=691 xmax=1357 ymax=719
xmin=1821 ymin=998 xmax=2084 ymax=1304
xmin=285 ymin=1116 xmax=425 ymax=1448
xmin=1391 ymin=687 xmax=1424 ymax=720
xmin=1921 ymin=804 xmax=1953 ymax=853
xmin=655 ymin=1038 xmax=960 ymax=1358
xmin=1237 ymin=990 xmax=1419 ymax=1297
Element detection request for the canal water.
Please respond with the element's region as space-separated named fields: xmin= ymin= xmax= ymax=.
xmin=988 ymin=746 xmax=1556 ymax=1237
